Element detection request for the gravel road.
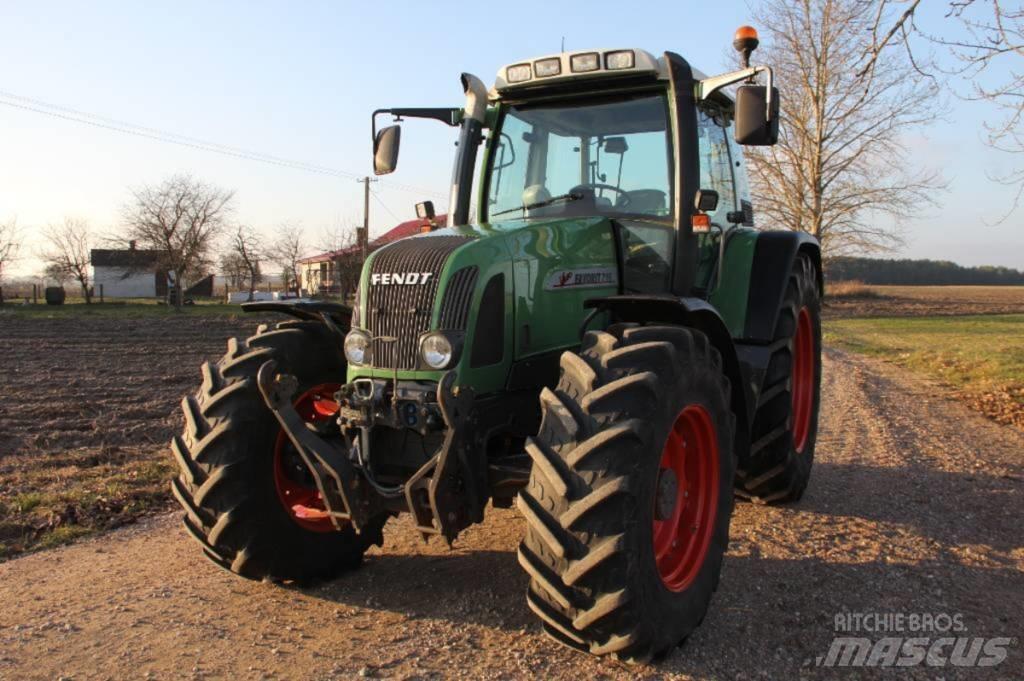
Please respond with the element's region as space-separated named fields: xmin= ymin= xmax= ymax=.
xmin=0 ymin=349 xmax=1021 ymax=680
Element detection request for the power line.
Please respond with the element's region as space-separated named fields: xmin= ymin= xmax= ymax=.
xmin=0 ymin=89 xmax=449 ymax=200
xmin=369 ymin=187 xmax=403 ymax=223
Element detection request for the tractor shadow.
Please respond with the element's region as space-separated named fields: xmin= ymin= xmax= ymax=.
xmin=663 ymin=552 xmax=1022 ymax=676
xmin=300 ymin=544 xmax=535 ymax=633
xmin=295 ymin=542 xmax=1022 ymax=673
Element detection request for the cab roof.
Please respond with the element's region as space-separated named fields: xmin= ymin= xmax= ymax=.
xmin=491 ymin=48 xmax=710 ymax=98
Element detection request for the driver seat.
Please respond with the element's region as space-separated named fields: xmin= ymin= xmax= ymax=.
xmin=617 ymin=189 xmax=666 ymax=213
xmin=522 ymin=184 xmax=551 ymax=217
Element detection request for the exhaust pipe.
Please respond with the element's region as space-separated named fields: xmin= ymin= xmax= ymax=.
xmin=449 ymin=73 xmax=488 ymax=226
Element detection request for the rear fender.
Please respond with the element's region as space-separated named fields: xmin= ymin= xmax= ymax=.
xmin=743 ymin=232 xmax=822 ymax=342
xmin=584 ymin=295 xmax=751 ymax=462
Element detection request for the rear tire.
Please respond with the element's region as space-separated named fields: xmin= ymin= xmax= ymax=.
xmin=169 ymin=321 xmax=385 ymax=582
xmin=518 ymin=325 xmax=736 ymax=661
xmin=736 ymin=253 xmax=822 ymax=503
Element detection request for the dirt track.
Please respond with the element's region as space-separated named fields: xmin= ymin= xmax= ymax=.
xmin=0 ymin=347 xmax=1021 ymax=680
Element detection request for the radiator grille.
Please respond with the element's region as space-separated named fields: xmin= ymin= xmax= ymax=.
xmin=366 ymin=236 xmax=471 ymax=369
xmin=438 ymin=266 xmax=479 ymax=331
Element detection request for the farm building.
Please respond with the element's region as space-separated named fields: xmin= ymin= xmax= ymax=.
xmin=91 ymin=243 xmax=168 ymax=298
xmin=299 ymin=215 xmax=447 ymax=296
xmin=90 ymin=243 xmax=215 ymax=299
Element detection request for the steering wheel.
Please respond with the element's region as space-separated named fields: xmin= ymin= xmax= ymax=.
xmin=571 ymin=183 xmax=631 ymax=208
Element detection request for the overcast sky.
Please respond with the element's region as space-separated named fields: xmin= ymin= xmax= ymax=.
xmin=1 ymin=0 xmax=1021 ymax=277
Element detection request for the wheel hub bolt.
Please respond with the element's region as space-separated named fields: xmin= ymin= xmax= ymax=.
xmin=655 ymin=468 xmax=678 ymax=521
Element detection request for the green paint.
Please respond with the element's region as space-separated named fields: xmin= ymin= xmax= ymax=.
xmin=709 ymin=227 xmax=757 ymax=337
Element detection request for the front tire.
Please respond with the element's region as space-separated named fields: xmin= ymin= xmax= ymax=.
xmin=517 ymin=325 xmax=736 ymax=661
xmin=169 ymin=321 xmax=385 ymax=582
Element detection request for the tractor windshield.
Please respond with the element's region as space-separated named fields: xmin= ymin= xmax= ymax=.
xmin=485 ymin=91 xmax=673 ymax=222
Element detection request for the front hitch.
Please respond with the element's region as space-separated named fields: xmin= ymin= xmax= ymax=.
xmin=403 ymin=371 xmax=481 ymax=543
xmin=256 ymin=360 xmax=376 ymax=532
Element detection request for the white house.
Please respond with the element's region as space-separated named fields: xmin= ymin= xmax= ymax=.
xmin=90 ymin=243 xmax=167 ymax=298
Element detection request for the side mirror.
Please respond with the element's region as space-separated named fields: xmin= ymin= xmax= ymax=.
xmin=374 ymin=125 xmax=401 ymax=175
xmin=416 ymin=201 xmax=436 ymax=220
xmin=603 ymin=136 xmax=629 ymax=155
xmin=695 ymin=189 xmax=720 ymax=213
xmin=734 ymin=85 xmax=780 ymax=146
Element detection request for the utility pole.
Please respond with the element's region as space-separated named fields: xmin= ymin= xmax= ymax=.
xmin=358 ymin=176 xmax=377 ymax=262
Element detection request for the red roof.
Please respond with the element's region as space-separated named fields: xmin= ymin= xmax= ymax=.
xmin=298 ymin=215 xmax=448 ymax=264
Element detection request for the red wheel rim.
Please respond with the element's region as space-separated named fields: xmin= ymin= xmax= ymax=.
xmin=790 ymin=307 xmax=815 ymax=453
xmin=652 ymin=404 xmax=720 ymax=592
xmin=273 ymin=383 xmax=341 ymax=532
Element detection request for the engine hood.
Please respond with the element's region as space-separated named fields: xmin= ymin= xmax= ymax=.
xmin=352 ymin=215 xmax=619 ymax=392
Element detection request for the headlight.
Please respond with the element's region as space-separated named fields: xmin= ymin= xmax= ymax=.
xmin=533 ymin=57 xmax=562 ymax=78
xmin=420 ymin=333 xmax=454 ymax=370
xmin=570 ymin=52 xmax=600 ymax=73
xmin=605 ymin=50 xmax=635 ymax=70
xmin=506 ymin=64 xmax=532 ymax=83
xmin=344 ymin=329 xmax=371 ymax=366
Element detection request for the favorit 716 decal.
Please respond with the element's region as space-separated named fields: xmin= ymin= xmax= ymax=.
xmin=543 ymin=266 xmax=618 ymax=291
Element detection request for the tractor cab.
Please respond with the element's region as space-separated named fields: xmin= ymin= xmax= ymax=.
xmin=373 ymin=42 xmax=779 ymax=298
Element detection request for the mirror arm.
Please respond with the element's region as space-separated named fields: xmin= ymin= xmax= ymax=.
xmin=698 ymin=66 xmax=775 ymax=121
xmin=371 ymin=108 xmax=463 ymax=149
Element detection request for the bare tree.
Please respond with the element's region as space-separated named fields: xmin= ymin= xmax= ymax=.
xmin=0 ymin=218 xmax=21 ymax=287
xmin=41 ymin=218 xmax=94 ymax=303
xmin=943 ymin=2 xmax=1024 ymax=215
xmin=859 ymin=1 xmax=1024 ymax=215
xmin=856 ymin=0 xmax=927 ymax=79
xmin=318 ymin=222 xmax=361 ymax=299
xmin=122 ymin=175 xmax=234 ymax=309
xmin=43 ymin=263 xmax=69 ymax=286
xmin=219 ymin=252 xmax=248 ymax=291
xmin=269 ymin=224 xmax=306 ymax=297
xmin=226 ymin=225 xmax=264 ymax=302
xmin=745 ymin=0 xmax=943 ymax=256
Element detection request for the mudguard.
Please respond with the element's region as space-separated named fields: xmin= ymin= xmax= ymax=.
xmin=242 ymin=300 xmax=352 ymax=327
xmin=584 ymin=294 xmax=752 ymax=463
xmin=743 ymin=231 xmax=822 ymax=342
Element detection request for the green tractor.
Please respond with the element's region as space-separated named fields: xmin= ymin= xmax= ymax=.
xmin=171 ymin=28 xmax=822 ymax=661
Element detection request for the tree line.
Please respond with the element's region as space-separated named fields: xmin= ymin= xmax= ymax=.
xmin=826 ymin=256 xmax=1024 ymax=286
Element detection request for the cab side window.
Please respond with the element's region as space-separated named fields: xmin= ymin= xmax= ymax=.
xmin=726 ymin=125 xmax=755 ymax=226
xmin=697 ymin=108 xmax=737 ymax=219
xmin=618 ymin=222 xmax=674 ymax=294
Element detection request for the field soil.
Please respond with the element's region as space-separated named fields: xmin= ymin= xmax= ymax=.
xmin=0 ymin=347 xmax=1021 ymax=680
xmin=0 ymin=313 xmax=274 ymax=557
xmin=824 ymin=284 xmax=1024 ymax=319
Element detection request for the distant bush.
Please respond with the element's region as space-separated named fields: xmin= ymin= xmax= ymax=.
xmin=826 ymin=257 xmax=1024 ymax=286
